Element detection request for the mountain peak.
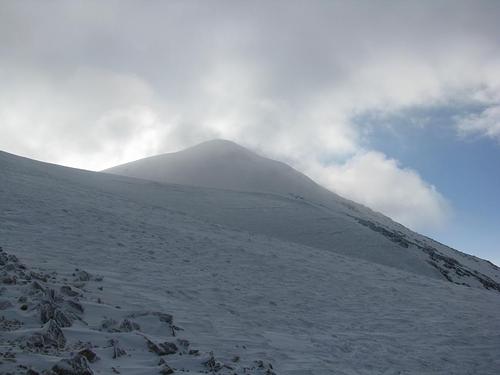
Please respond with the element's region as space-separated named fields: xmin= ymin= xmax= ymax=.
xmin=105 ymin=139 xmax=317 ymax=196
xmin=178 ymin=139 xmax=257 ymax=158
xmin=191 ymin=138 xmax=245 ymax=149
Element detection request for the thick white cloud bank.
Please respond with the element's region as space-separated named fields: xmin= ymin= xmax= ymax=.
xmin=306 ymin=152 xmax=450 ymax=230
xmin=1 ymin=1 xmax=500 ymax=231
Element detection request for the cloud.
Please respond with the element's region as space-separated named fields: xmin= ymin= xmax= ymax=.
xmin=1 ymin=1 xmax=500 ymax=229
xmin=0 ymin=66 xmax=172 ymax=169
xmin=456 ymin=105 xmax=500 ymax=141
xmin=306 ymin=152 xmax=450 ymax=230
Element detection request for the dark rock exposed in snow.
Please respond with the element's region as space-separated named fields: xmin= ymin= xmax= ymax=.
xmin=0 ymin=246 xmax=283 ymax=373
xmin=39 ymin=302 xmax=72 ymax=327
xmin=52 ymin=354 xmax=94 ymax=375
xmin=27 ymin=320 xmax=66 ymax=349
xmin=78 ymin=348 xmax=99 ymax=363
xmin=118 ymin=318 xmax=141 ymax=332
xmin=145 ymin=336 xmax=178 ymax=356
xmin=109 ymin=339 xmax=127 ymax=359
xmin=159 ymin=364 xmax=174 ymax=375
xmin=356 ymin=217 xmax=500 ymax=292
xmin=74 ymin=270 xmax=91 ymax=282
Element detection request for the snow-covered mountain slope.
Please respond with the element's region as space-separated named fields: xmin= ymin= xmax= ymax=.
xmin=105 ymin=139 xmax=326 ymax=197
xmin=1 ymin=150 xmax=500 ymax=374
xmin=105 ymin=140 xmax=500 ymax=291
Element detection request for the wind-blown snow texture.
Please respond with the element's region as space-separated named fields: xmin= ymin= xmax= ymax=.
xmin=107 ymin=140 xmax=500 ymax=289
xmin=1 ymin=144 xmax=500 ymax=374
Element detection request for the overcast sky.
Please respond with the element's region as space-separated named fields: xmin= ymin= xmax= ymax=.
xmin=1 ymin=1 xmax=499 ymax=263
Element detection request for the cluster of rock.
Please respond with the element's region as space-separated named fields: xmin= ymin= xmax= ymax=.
xmin=355 ymin=218 xmax=500 ymax=292
xmin=0 ymin=247 xmax=95 ymax=374
xmin=0 ymin=246 xmax=277 ymax=374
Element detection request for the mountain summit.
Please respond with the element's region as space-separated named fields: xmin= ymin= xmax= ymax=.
xmin=105 ymin=139 xmax=324 ymax=197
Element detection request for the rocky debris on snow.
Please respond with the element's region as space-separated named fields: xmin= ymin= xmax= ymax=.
xmin=2 ymin=274 xmax=17 ymax=285
xmin=100 ymin=318 xmax=118 ymax=331
xmin=0 ymin=349 xmax=17 ymax=363
xmin=32 ymin=283 xmax=85 ymax=332
xmin=73 ymin=270 xmax=91 ymax=282
xmin=109 ymin=338 xmax=127 ymax=359
xmin=254 ymin=360 xmax=276 ymax=374
xmin=27 ymin=319 xmax=66 ymax=350
xmin=40 ymin=302 xmax=72 ymax=327
xmin=100 ymin=318 xmax=140 ymax=332
xmin=51 ymin=354 xmax=94 ymax=375
xmin=204 ymin=352 xmax=223 ymax=372
xmin=422 ymin=245 xmax=500 ymax=291
xmin=356 ymin=218 xmax=410 ymax=248
xmin=118 ymin=318 xmax=140 ymax=332
xmin=0 ymin=246 xmax=277 ymax=374
xmin=72 ymin=269 xmax=103 ymax=284
xmin=157 ymin=358 xmax=175 ymax=375
xmin=159 ymin=364 xmax=174 ymax=374
xmin=29 ymin=271 xmax=49 ymax=283
xmin=176 ymin=338 xmax=190 ymax=353
xmin=0 ymin=316 xmax=23 ymax=331
xmin=145 ymin=336 xmax=178 ymax=356
xmin=78 ymin=348 xmax=99 ymax=363
xmin=0 ymin=249 xmax=19 ymax=266
xmin=356 ymin=218 xmax=500 ymax=292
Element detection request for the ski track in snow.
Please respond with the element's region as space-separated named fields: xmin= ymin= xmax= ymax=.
xmin=1 ymin=151 xmax=500 ymax=374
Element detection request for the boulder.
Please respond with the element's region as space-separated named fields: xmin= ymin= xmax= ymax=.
xmin=118 ymin=319 xmax=140 ymax=332
xmin=28 ymin=319 xmax=66 ymax=349
xmin=159 ymin=364 xmax=174 ymax=375
xmin=109 ymin=339 xmax=127 ymax=359
xmin=145 ymin=337 xmax=178 ymax=356
xmin=78 ymin=348 xmax=99 ymax=363
xmin=75 ymin=270 xmax=91 ymax=282
xmin=52 ymin=354 xmax=94 ymax=375
xmin=39 ymin=302 xmax=72 ymax=327
xmin=203 ymin=352 xmax=222 ymax=372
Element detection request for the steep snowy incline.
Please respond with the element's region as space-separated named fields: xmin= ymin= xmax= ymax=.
xmin=1 ymin=150 xmax=500 ymax=374
xmin=105 ymin=140 xmax=500 ymax=290
xmin=105 ymin=139 xmax=377 ymax=225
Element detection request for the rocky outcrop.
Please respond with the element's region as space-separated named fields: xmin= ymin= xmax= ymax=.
xmin=145 ymin=336 xmax=178 ymax=356
xmin=52 ymin=354 xmax=94 ymax=375
xmin=355 ymin=218 xmax=500 ymax=292
xmin=27 ymin=319 xmax=66 ymax=349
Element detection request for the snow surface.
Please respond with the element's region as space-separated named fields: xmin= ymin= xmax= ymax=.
xmin=1 ymin=147 xmax=500 ymax=374
xmin=106 ymin=140 xmax=500 ymax=288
